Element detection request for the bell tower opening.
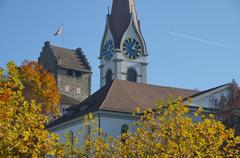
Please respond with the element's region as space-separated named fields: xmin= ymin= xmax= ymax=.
xmin=127 ymin=68 xmax=137 ymax=82
xmin=106 ymin=69 xmax=113 ymax=85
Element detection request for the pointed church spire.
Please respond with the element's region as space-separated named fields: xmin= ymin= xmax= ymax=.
xmin=111 ymin=0 xmax=137 ymax=16
xmin=100 ymin=0 xmax=148 ymax=87
xmin=107 ymin=6 xmax=110 ymax=15
xmin=109 ymin=0 xmax=140 ymax=48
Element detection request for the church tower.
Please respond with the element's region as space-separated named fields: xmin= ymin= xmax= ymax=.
xmin=99 ymin=0 xmax=148 ymax=87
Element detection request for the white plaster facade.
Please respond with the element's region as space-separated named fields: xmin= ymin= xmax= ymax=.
xmin=49 ymin=111 xmax=136 ymax=144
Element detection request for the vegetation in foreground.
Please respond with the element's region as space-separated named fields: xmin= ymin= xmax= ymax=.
xmin=0 ymin=61 xmax=63 ymax=157
xmin=62 ymin=99 xmax=240 ymax=158
xmin=0 ymin=61 xmax=239 ymax=157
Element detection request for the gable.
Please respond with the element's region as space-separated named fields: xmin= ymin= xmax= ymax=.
xmin=50 ymin=46 xmax=91 ymax=72
xmin=185 ymin=84 xmax=231 ymax=109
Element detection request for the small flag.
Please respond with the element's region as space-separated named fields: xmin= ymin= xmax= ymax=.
xmin=53 ymin=25 xmax=64 ymax=36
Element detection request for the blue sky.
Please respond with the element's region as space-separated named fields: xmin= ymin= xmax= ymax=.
xmin=1 ymin=0 xmax=240 ymax=93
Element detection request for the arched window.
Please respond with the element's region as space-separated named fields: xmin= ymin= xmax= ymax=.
xmin=69 ymin=130 xmax=74 ymax=144
xmin=127 ymin=68 xmax=137 ymax=82
xmin=105 ymin=69 xmax=113 ymax=85
xmin=121 ymin=124 xmax=129 ymax=134
xmin=121 ymin=124 xmax=129 ymax=142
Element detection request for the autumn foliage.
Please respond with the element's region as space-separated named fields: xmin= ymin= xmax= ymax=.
xmin=0 ymin=61 xmax=62 ymax=157
xmin=19 ymin=61 xmax=60 ymax=117
xmin=211 ymin=80 xmax=240 ymax=135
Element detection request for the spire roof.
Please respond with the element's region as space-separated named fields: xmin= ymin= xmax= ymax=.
xmin=108 ymin=0 xmax=140 ymax=48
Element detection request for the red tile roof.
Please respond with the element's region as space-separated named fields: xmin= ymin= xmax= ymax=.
xmin=47 ymin=80 xmax=198 ymax=129
xmin=100 ymin=80 xmax=198 ymax=113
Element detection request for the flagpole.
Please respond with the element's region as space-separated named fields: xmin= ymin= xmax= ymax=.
xmin=62 ymin=22 xmax=64 ymax=47
xmin=53 ymin=23 xmax=64 ymax=46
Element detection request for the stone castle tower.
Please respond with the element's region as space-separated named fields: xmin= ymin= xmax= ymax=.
xmin=39 ymin=41 xmax=92 ymax=114
xmin=99 ymin=0 xmax=148 ymax=87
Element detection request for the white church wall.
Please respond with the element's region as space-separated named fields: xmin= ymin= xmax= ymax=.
xmin=99 ymin=109 xmax=205 ymax=138
xmin=54 ymin=123 xmax=83 ymax=143
xmin=99 ymin=113 xmax=136 ymax=138
xmin=51 ymin=115 xmax=100 ymax=144
xmin=51 ymin=113 xmax=137 ymax=143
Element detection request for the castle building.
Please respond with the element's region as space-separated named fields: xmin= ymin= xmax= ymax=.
xmin=39 ymin=41 xmax=92 ymax=114
xmin=46 ymin=0 xmax=233 ymax=139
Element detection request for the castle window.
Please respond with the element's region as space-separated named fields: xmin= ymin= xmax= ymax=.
xmin=65 ymin=85 xmax=70 ymax=92
xmin=106 ymin=69 xmax=113 ymax=85
xmin=67 ymin=69 xmax=73 ymax=76
xmin=76 ymin=71 xmax=82 ymax=77
xmin=62 ymin=108 xmax=67 ymax=115
xmin=76 ymin=88 xmax=81 ymax=95
xmin=127 ymin=68 xmax=137 ymax=82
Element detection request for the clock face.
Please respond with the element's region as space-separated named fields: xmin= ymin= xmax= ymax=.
xmin=102 ymin=40 xmax=114 ymax=61
xmin=123 ymin=38 xmax=143 ymax=60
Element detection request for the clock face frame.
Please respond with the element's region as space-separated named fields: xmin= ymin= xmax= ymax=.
xmin=122 ymin=38 xmax=143 ymax=60
xmin=102 ymin=40 xmax=114 ymax=61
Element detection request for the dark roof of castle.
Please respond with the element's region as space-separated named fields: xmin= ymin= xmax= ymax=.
xmin=108 ymin=0 xmax=139 ymax=48
xmin=44 ymin=41 xmax=91 ymax=72
xmin=60 ymin=94 xmax=81 ymax=106
xmin=47 ymin=80 xmax=199 ymax=129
